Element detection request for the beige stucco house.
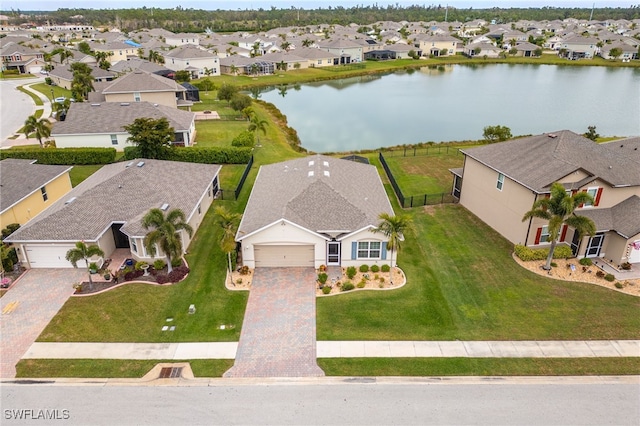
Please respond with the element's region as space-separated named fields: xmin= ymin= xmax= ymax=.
xmin=163 ymin=44 xmax=220 ymax=77
xmin=452 ymin=131 xmax=640 ymax=266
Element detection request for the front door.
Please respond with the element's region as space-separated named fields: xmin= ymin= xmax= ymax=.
xmin=586 ymin=233 xmax=604 ymax=258
xmin=327 ymin=242 xmax=340 ymax=265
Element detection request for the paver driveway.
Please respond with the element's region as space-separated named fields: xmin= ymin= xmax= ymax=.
xmin=224 ymin=268 xmax=324 ymax=378
xmin=0 ymin=268 xmax=85 ymax=378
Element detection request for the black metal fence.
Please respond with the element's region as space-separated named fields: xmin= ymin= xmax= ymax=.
xmin=383 ymin=145 xmax=462 ymax=157
xmin=379 ymin=152 xmax=457 ymax=209
xmin=218 ymin=155 xmax=254 ymax=201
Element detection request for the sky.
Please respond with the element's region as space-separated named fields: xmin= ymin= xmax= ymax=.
xmin=1 ymin=0 xmax=634 ymax=12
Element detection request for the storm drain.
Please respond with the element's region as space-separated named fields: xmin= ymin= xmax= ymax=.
xmin=159 ymin=367 xmax=183 ymax=378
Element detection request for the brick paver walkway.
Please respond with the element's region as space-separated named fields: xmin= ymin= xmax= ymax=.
xmin=0 ymin=268 xmax=85 ymax=378
xmin=224 ymin=268 xmax=324 ymax=378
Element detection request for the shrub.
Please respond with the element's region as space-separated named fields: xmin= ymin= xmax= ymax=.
xmin=156 ymin=274 xmax=170 ymax=284
xmin=153 ymin=259 xmax=166 ymax=270
xmin=317 ymin=273 xmax=328 ymax=284
xmin=318 ymin=264 xmax=327 ymax=272
xmin=236 ymin=278 xmax=243 ymax=285
xmin=134 ymin=261 xmax=148 ymax=271
xmin=231 ymin=130 xmax=255 ymax=148
xmin=123 ymin=146 xmax=252 ymax=164
xmin=381 ymin=264 xmax=390 ymax=272
xmin=239 ymin=266 xmax=250 ymax=275
xmin=595 ymin=270 xmax=605 ymax=278
xmin=620 ymin=262 xmax=632 ymax=270
xmin=550 ymin=262 xmax=557 ymax=268
xmin=604 ymin=273 xmax=615 ymax=282
xmin=168 ymin=265 xmax=189 ymax=282
xmin=357 ymin=280 xmax=366 ymax=288
xmin=379 ymin=276 xmax=385 ymax=283
xmin=513 ymin=244 xmax=573 ymax=261
xmin=171 ymin=257 xmax=182 ymax=268
xmin=615 ymin=282 xmax=623 ymax=289
xmin=346 ymin=266 xmax=357 ymax=279
xmin=341 ymin=282 xmax=355 ymax=292
xmin=0 ymin=147 xmax=116 ymax=165
xmin=371 ymin=264 xmax=380 ymax=273
xmin=579 ymin=258 xmax=593 ymax=266
xmin=359 ymin=264 xmax=369 ymax=273
xmin=322 ymin=286 xmax=331 ymax=294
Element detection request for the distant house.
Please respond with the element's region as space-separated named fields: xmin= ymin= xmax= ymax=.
xmin=0 ymin=159 xmax=72 ymax=229
xmin=219 ymin=55 xmax=274 ymax=75
xmin=237 ymin=155 xmax=395 ymax=268
xmin=412 ymin=34 xmax=461 ymax=57
xmin=464 ymin=42 xmax=502 ymax=58
xmin=318 ymin=39 xmax=363 ymax=64
xmin=51 ymin=101 xmax=196 ymax=150
xmin=6 ymin=159 xmax=220 ymax=268
xmin=600 ymin=42 xmax=638 ymax=60
xmin=92 ymin=41 xmax=138 ymax=63
xmin=0 ymin=42 xmax=46 ymax=74
xmin=163 ymin=44 xmax=220 ymax=77
xmin=560 ymin=36 xmax=599 ymax=59
xmin=165 ymin=32 xmax=200 ymax=47
xmin=294 ymin=47 xmax=339 ymax=67
xmin=109 ymin=57 xmax=171 ymax=76
xmin=259 ymin=51 xmax=309 ymax=70
xmin=48 ymin=64 xmax=116 ymax=90
xmin=451 ymin=131 xmax=640 ymax=266
xmin=513 ymin=41 xmax=541 ymax=57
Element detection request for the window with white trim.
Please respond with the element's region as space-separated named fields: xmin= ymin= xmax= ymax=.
xmin=133 ymin=92 xmax=141 ymax=102
xmin=496 ymin=173 xmax=505 ymax=191
xmin=584 ymin=187 xmax=598 ymax=207
xmin=110 ymin=134 xmax=118 ymax=145
xmin=540 ymin=225 xmax=550 ymax=243
xmin=357 ymin=241 xmax=381 ymax=259
xmin=131 ymin=239 xmax=138 ymax=253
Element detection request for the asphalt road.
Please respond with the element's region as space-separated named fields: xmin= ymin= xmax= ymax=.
xmin=0 ymin=80 xmax=37 ymax=141
xmin=1 ymin=377 xmax=638 ymax=425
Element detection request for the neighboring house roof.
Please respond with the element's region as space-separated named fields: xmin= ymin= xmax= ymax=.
xmin=0 ymin=42 xmax=42 ymax=57
xmin=51 ymin=101 xmax=195 ymax=135
xmin=578 ymin=195 xmax=640 ymax=238
xmin=515 ymin=41 xmax=540 ymax=51
xmin=259 ymin=51 xmax=307 ymax=63
xmin=100 ymin=70 xmax=186 ymax=94
xmin=602 ymin=137 xmax=640 ymax=164
xmin=164 ymin=44 xmax=215 ymax=59
xmin=318 ymin=38 xmax=362 ymax=49
xmin=294 ymin=47 xmax=340 ymax=60
xmin=109 ymin=58 xmax=170 ymax=75
xmin=219 ymin=55 xmax=259 ymax=67
xmin=0 ymin=159 xmax=71 ymax=214
xmin=237 ymin=155 xmax=394 ymax=240
xmin=461 ymin=130 xmax=640 ymax=192
xmin=49 ymin=64 xmax=116 ymax=81
xmin=5 ymin=159 xmax=221 ymax=242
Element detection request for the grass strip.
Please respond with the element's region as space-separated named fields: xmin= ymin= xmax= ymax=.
xmin=17 ymin=85 xmax=44 ymax=106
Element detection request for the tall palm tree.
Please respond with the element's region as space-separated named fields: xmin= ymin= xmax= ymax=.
xmin=52 ymin=98 xmax=71 ymax=120
xmin=65 ymin=241 xmax=105 ymax=290
xmin=247 ymin=113 xmax=268 ymax=146
xmin=251 ymin=41 xmax=261 ymax=58
xmin=522 ymin=182 xmax=597 ymax=270
xmin=214 ymin=206 xmax=242 ymax=285
xmin=373 ymin=213 xmax=413 ymax=284
xmin=302 ymin=38 xmax=313 ymax=48
xmin=23 ymin=115 xmax=51 ymax=147
xmin=230 ymin=64 xmax=238 ymax=76
xmin=142 ymin=208 xmax=193 ymax=273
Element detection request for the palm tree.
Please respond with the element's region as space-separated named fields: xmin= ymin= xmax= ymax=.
xmin=214 ymin=206 xmax=242 ymax=285
xmin=522 ymin=182 xmax=597 ymax=270
xmin=281 ymin=41 xmax=291 ymax=51
xmin=251 ymin=41 xmax=261 ymax=58
xmin=248 ymin=113 xmax=268 ymax=146
xmin=23 ymin=115 xmax=51 ymax=147
xmin=65 ymin=241 xmax=105 ymax=290
xmin=373 ymin=213 xmax=413 ymax=284
xmin=230 ymin=64 xmax=238 ymax=76
xmin=302 ymin=38 xmax=313 ymax=48
xmin=52 ymin=97 xmax=71 ymax=120
xmin=142 ymin=208 xmax=193 ymax=273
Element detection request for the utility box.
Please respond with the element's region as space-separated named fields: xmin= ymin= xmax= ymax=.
xmin=188 ymin=304 xmax=196 ymax=314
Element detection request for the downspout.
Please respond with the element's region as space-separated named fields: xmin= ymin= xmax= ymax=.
xmin=523 ymin=191 xmax=538 ymax=246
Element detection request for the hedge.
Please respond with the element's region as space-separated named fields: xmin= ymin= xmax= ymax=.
xmin=231 ymin=130 xmax=255 ymax=148
xmin=514 ymin=244 xmax=574 ymax=261
xmin=123 ymin=146 xmax=252 ymax=164
xmin=0 ymin=148 xmax=116 ymax=165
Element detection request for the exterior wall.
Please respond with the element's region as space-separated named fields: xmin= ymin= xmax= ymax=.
xmin=459 ymin=157 xmax=536 ymax=245
xmin=95 ymin=47 xmax=136 ymax=63
xmin=54 ymin=133 xmax=131 ymax=151
xmin=324 ymin=47 xmax=362 ymax=62
xmin=105 ymin=91 xmax=177 ymax=108
xmin=164 ymin=56 xmax=220 ymax=76
xmin=165 ymin=36 xmax=199 ymax=46
xmin=97 ymin=227 xmax=117 ymax=259
xmin=284 ymin=60 xmax=309 ymax=70
xmin=576 ymin=183 xmax=639 ymax=210
xmin=49 ymin=75 xmax=72 ymax=90
xmin=0 ymin=172 xmax=72 ymax=228
xmin=419 ymin=40 xmax=457 ymax=56
xmin=603 ymin=232 xmax=631 ymax=265
xmin=339 ymin=228 xmax=392 ymax=268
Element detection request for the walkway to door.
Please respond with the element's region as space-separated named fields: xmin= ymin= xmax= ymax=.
xmin=224 ymin=268 xmax=324 ymax=378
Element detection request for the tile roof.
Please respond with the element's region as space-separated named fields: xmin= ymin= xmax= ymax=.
xmin=237 ymin=155 xmax=394 ymax=240
xmin=6 ymin=159 xmax=220 ymax=242
xmin=461 ymin=130 xmax=640 ymax=192
xmin=51 ymin=101 xmax=195 ymax=135
xmin=0 ymin=159 xmax=71 ymax=213
xmin=101 ymin=70 xmax=185 ymax=94
xmin=578 ymin=195 xmax=640 ymax=238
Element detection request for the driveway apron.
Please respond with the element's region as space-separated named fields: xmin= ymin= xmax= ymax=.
xmin=1 ymin=268 xmax=85 ymax=378
xmin=224 ymin=267 xmax=324 ymax=377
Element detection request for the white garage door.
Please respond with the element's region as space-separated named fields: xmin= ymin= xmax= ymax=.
xmin=254 ymin=245 xmax=314 ymax=267
xmin=630 ymin=242 xmax=640 ymax=263
xmin=25 ymin=245 xmax=75 ymax=268
xmin=28 ymin=65 xmax=42 ymax=74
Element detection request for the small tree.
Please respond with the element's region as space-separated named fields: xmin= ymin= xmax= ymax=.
xmin=52 ymin=97 xmax=71 ymax=121
xmin=197 ymin=78 xmax=215 ymax=92
xmin=372 ymin=213 xmax=413 ymax=284
xmin=142 ymin=208 xmax=193 ymax=273
xmin=229 ymin=93 xmax=253 ymax=112
xmin=175 ymin=70 xmax=191 ymax=82
xmin=584 ymin=125 xmax=599 ymax=141
xmin=65 ymin=241 xmax=105 ymax=290
xmin=247 ymin=112 xmax=268 ymax=146
xmin=124 ymin=117 xmax=174 ymax=159
xmin=23 ymin=115 xmax=51 ymax=147
xmin=608 ymin=47 xmax=623 ymax=60
xmin=439 ymin=48 xmax=448 ymax=56
xmin=483 ymin=125 xmax=512 ymax=143
xmin=214 ymin=206 xmax=242 ymax=285
xmin=217 ymin=83 xmax=238 ymax=103
xmin=77 ymin=41 xmax=91 ymax=54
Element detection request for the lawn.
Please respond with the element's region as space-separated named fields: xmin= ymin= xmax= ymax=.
xmin=382 ymin=150 xmax=464 ymax=195
xmin=68 ymin=165 xmax=103 ymax=187
xmin=17 ymin=85 xmax=43 ymax=106
xmin=29 ymin=83 xmax=72 ymax=102
xmin=195 ymin=120 xmax=249 ymax=148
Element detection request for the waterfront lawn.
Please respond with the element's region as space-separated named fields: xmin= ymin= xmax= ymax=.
xmin=195 ymin=120 xmax=249 ymax=148
xmin=383 ymin=151 xmax=464 ymax=195
xmin=316 ymin=203 xmax=640 ymax=341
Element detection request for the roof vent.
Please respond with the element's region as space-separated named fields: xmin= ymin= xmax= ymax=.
xmin=548 ymin=133 xmax=557 ymax=138
xmin=126 ymin=161 xmax=134 ymax=167
xmin=154 ymin=103 xmax=158 ymax=107
xmin=120 ymin=102 xmax=130 ymax=106
xmin=324 ymin=170 xmax=330 ymax=177
xmin=308 ymin=171 xmax=314 ymax=177
xmin=91 ymin=103 xmax=101 ymax=106
xmin=323 ymin=161 xmax=329 ymax=167
xmin=160 ymin=203 xmax=169 ymax=211
xmin=308 ymin=160 xmax=314 ymax=166
xmin=65 ymin=196 xmax=77 ymax=204
xmin=137 ymin=161 xmax=145 ymax=167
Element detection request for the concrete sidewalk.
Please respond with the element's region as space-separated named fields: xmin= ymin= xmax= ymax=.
xmin=22 ymin=340 xmax=640 ymax=360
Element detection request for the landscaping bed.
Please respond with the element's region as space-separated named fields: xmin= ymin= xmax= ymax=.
xmin=315 ymin=265 xmax=405 ymax=296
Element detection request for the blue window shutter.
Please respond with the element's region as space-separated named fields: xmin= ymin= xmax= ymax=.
xmin=351 ymin=242 xmax=357 ymax=260
xmin=381 ymin=242 xmax=387 ymax=260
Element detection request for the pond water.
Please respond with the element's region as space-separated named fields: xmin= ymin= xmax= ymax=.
xmin=258 ymin=64 xmax=640 ymax=153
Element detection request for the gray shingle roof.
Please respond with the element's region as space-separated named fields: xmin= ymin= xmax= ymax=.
xmin=101 ymin=70 xmax=185 ymax=94
xmin=109 ymin=58 xmax=170 ymax=75
xmin=6 ymin=159 xmax=220 ymax=242
xmin=461 ymin=130 xmax=640 ymax=192
xmin=164 ymin=45 xmax=215 ymax=59
xmin=51 ymin=101 xmax=194 ymax=135
xmin=49 ymin=64 xmax=116 ymax=81
xmin=237 ymin=155 xmax=393 ymax=240
xmin=0 ymin=159 xmax=71 ymax=213
xmin=601 ymin=137 xmax=640 ymax=165
xmin=578 ymin=195 xmax=640 ymax=238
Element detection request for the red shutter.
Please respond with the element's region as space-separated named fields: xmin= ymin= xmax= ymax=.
xmin=560 ymin=224 xmax=568 ymax=242
xmin=579 ymin=189 xmax=587 ymax=208
xmin=535 ymin=227 xmax=542 ymax=244
xmin=571 ymin=190 xmax=577 ymax=195
xmin=594 ymin=188 xmax=603 ymax=206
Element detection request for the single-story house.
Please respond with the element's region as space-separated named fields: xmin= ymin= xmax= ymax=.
xmin=6 ymin=159 xmax=221 ymax=268
xmin=451 ymin=131 xmax=640 ymax=266
xmin=51 ymin=101 xmax=196 ymax=150
xmin=48 ymin=64 xmax=116 ymax=90
xmin=236 ymin=155 xmax=395 ymax=268
xmin=0 ymin=159 xmax=72 ymax=229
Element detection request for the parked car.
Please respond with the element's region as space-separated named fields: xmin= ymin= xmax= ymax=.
xmin=39 ymin=70 xmax=49 ymax=75
xmin=54 ymin=97 xmax=66 ymax=103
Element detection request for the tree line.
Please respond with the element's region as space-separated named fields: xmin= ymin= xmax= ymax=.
xmin=4 ymin=6 xmax=640 ymax=33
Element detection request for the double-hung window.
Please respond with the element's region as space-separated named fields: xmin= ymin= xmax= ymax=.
xmin=496 ymin=173 xmax=505 ymax=191
xmin=40 ymin=186 xmax=48 ymax=201
xmin=357 ymin=241 xmax=381 ymax=259
xmin=584 ymin=187 xmax=598 ymax=207
xmin=540 ymin=225 xmax=550 ymax=243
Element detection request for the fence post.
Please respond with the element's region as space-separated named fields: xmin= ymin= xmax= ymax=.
xmin=403 ymin=147 xmax=406 ymax=157
xmin=413 ymin=147 xmax=417 ymax=157
xmin=424 ymin=194 xmax=427 ymax=205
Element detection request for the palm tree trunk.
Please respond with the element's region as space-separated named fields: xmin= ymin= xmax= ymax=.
xmin=389 ymin=248 xmax=394 ymax=284
xmin=227 ymin=252 xmax=234 ymax=286
xmin=544 ymin=239 xmax=557 ymax=270
xmin=167 ymin=255 xmax=173 ymax=273
xmin=86 ymin=266 xmax=93 ymax=291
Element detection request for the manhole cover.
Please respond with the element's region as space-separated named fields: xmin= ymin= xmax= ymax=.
xmin=159 ymin=367 xmax=183 ymax=379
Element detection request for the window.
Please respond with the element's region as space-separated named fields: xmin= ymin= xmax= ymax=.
xmin=197 ymin=204 xmax=201 ymax=215
xmin=584 ymin=187 xmax=598 ymax=207
xmin=358 ymin=241 xmax=381 ymax=259
xmin=40 ymin=186 xmax=48 ymax=201
xmin=540 ymin=225 xmax=550 ymax=243
xmin=133 ymin=92 xmax=141 ymax=102
xmin=131 ymin=239 xmax=138 ymax=253
xmin=110 ymin=134 xmax=118 ymax=145
xmin=496 ymin=173 xmax=505 ymax=191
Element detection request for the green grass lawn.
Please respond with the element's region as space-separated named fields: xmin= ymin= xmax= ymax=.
xmin=29 ymin=83 xmax=72 ymax=101
xmin=195 ymin=120 xmax=249 ymax=147
xmin=383 ymin=151 xmax=464 ymax=195
xmin=68 ymin=165 xmax=103 ymax=187
xmin=17 ymin=85 xmax=43 ymax=106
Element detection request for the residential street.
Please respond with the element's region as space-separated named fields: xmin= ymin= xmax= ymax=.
xmin=1 ymin=377 xmax=638 ymax=425
xmin=0 ymin=79 xmax=38 ymax=141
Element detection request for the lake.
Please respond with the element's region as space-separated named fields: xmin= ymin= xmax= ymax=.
xmin=258 ymin=64 xmax=640 ymax=153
